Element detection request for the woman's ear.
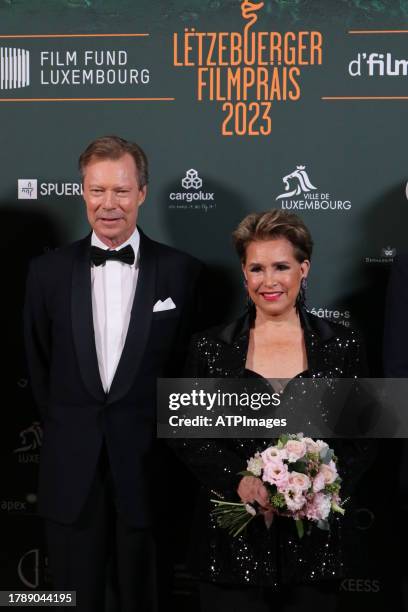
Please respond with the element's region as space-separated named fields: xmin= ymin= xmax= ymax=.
xmin=300 ymin=259 xmax=311 ymax=279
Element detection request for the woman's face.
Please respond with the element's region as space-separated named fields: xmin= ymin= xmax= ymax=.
xmin=242 ymin=238 xmax=310 ymax=318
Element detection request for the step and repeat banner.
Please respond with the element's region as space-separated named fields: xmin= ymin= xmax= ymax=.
xmin=1 ymin=0 xmax=407 ymax=603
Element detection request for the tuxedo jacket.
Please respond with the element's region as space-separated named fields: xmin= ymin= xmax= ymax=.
xmin=24 ymin=228 xmax=202 ymax=527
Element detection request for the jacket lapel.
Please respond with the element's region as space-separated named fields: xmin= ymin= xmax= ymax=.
xmin=215 ymin=311 xmax=251 ymax=376
xmin=71 ymin=235 xmax=106 ymax=403
xmin=107 ymin=230 xmax=157 ymax=404
xmin=300 ymin=308 xmax=335 ymax=374
xmin=213 ymin=307 xmax=336 ymax=377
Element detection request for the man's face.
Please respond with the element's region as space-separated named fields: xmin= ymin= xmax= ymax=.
xmin=82 ymin=153 xmax=146 ymax=248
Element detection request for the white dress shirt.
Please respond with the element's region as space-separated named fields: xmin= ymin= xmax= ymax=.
xmin=91 ymin=228 xmax=140 ymax=392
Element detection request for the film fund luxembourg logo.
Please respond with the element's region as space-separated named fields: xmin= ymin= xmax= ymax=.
xmin=0 ymin=48 xmax=30 ymax=89
xmin=275 ymin=165 xmax=352 ymax=211
xmin=169 ymin=169 xmax=215 ymax=211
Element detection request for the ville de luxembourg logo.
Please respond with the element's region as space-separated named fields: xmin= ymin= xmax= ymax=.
xmin=275 ymin=165 xmax=352 ymax=211
xmin=0 ymin=48 xmax=30 ymax=89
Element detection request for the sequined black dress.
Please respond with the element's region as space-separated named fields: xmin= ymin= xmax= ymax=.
xmin=177 ymin=307 xmax=374 ymax=587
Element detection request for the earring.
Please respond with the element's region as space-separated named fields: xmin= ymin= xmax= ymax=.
xmin=296 ymin=277 xmax=307 ymax=309
xmin=243 ymin=278 xmax=255 ymax=312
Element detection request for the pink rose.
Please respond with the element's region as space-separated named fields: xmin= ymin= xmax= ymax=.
xmin=284 ymin=489 xmax=306 ymax=512
xmin=303 ymin=437 xmax=320 ymax=454
xmin=237 ymin=476 xmax=269 ymax=507
xmin=262 ymin=460 xmax=289 ymax=488
xmin=312 ymin=471 xmax=326 ymax=493
xmin=261 ymin=446 xmax=286 ymax=464
xmin=284 ymin=439 xmax=306 ymax=462
xmin=319 ymin=460 xmax=338 ymax=485
xmin=288 ymin=471 xmax=310 ymax=492
xmin=305 ymin=492 xmax=331 ymax=521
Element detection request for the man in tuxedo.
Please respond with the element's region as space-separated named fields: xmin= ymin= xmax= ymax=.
xmin=24 ymin=136 xmax=202 ymax=611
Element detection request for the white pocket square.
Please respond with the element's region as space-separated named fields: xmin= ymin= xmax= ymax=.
xmin=153 ymin=297 xmax=176 ymax=312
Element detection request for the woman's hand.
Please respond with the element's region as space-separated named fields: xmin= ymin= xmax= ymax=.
xmin=237 ymin=475 xmax=274 ymax=528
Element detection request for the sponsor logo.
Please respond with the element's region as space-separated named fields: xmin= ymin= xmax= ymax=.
xmin=169 ymin=169 xmax=216 ymax=212
xmin=18 ymin=179 xmax=83 ymax=199
xmin=276 ymin=165 xmax=352 ymax=211
xmin=382 ymin=246 xmax=396 ymax=258
xmin=18 ymin=179 xmax=37 ymax=200
xmin=365 ymin=247 xmax=396 ymax=264
xmin=349 ymin=52 xmax=408 ymax=77
xmin=340 ymin=579 xmax=380 ymax=593
xmin=309 ymin=307 xmax=351 ymax=328
xmin=0 ymin=46 xmax=150 ymax=96
xmin=0 ymin=48 xmax=30 ymax=90
xmin=14 ymin=422 xmax=42 ymax=464
xmin=0 ymin=494 xmax=37 ymax=515
xmin=16 ymin=548 xmax=51 ymax=589
xmin=173 ymin=1 xmax=324 ymax=136
xmin=181 ymin=169 xmax=203 ymax=190
xmin=276 ymin=166 xmax=317 ymax=199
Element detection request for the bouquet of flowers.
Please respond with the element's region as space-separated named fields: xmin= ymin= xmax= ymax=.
xmin=211 ymin=434 xmax=345 ymax=538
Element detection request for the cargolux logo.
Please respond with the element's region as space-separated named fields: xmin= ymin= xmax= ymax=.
xmin=181 ymin=169 xmax=203 ymax=190
xmin=276 ymin=165 xmax=317 ymax=199
xmin=169 ymin=169 xmax=215 ymax=211
xmin=18 ymin=179 xmax=38 ymax=200
xmin=0 ymin=48 xmax=30 ymax=89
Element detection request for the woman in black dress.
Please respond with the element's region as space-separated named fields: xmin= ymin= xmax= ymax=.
xmin=179 ymin=210 xmax=373 ymax=611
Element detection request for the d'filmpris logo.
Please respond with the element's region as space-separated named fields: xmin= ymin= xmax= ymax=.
xmin=276 ymin=165 xmax=352 ymax=211
xmin=173 ymin=1 xmax=323 ymax=136
xmin=169 ymin=170 xmax=215 ymax=212
xmin=0 ymin=48 xmax=30 ymax=89
xmin=349 ymin=52 xmax=408 ymax=77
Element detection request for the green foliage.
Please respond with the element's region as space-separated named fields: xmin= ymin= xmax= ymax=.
xmin=271 ymin=492 xmax=286 ymax=508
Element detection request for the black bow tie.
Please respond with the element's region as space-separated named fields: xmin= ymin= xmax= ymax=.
xmin=90 ymin=244 xmax=135 ymax=267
